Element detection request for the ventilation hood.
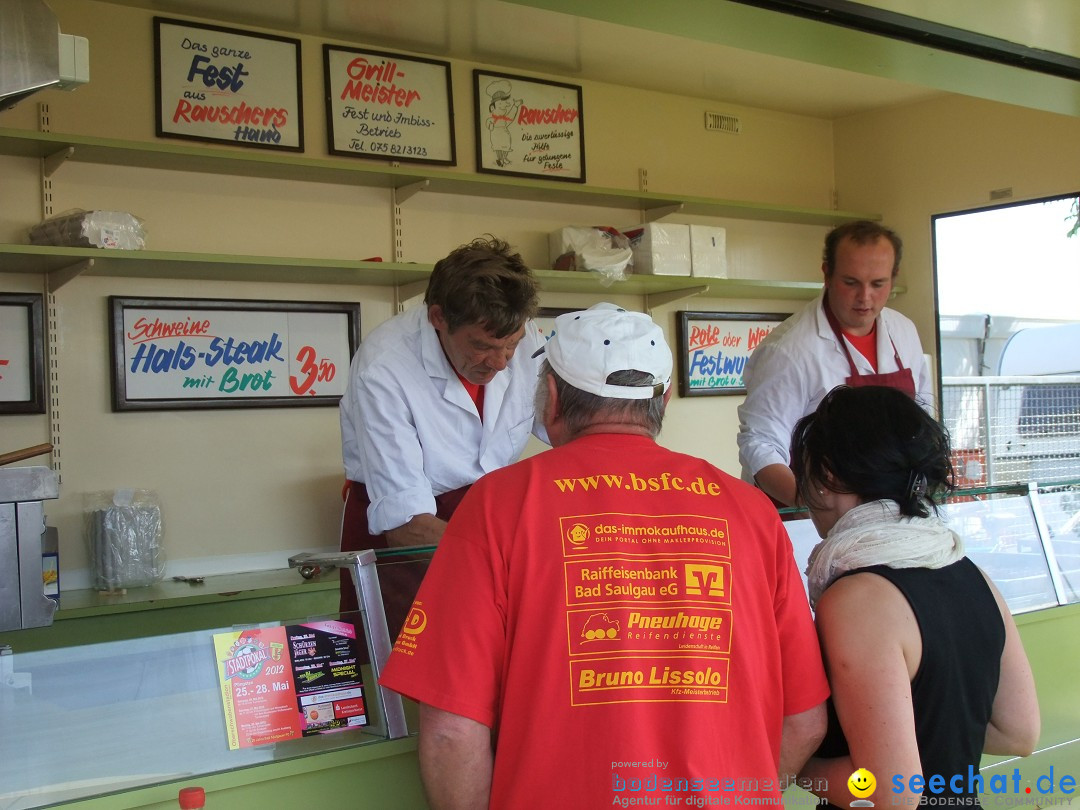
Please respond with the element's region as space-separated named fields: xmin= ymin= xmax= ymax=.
xmin=0 ymin=0 xmax=89 ymax=112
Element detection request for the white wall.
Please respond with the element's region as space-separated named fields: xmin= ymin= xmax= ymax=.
xmin=833 ymin=93 xmax=1080 ymax=347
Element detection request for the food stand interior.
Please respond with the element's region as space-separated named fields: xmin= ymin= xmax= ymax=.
xmin=1 ymin=1 xmax=1078 ymax=808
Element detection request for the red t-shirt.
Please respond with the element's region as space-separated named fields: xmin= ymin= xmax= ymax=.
xmin=843 ymin=325 xmax=878 ymax=371
xmin=381 ymin=433 xmax=828 ymax=808
xmin=455 ymin=372 xmax=485 ymax=419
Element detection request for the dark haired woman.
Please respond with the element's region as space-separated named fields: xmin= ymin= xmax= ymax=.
xmin=793 ymin=386 xmax=1039 ymax=808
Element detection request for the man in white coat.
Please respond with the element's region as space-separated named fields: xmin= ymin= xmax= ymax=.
xmin=737 ymin=220 xmax=933 ymax=507
xmin=338 ymin=236 xmax=545 ymax=631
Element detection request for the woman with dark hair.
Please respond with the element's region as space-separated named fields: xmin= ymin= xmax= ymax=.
xmin=793 ymin=386 xmax=1039 ymax=808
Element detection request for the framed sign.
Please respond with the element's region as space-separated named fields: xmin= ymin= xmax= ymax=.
xmin=533 ymin=307 xmax=575 ymax=345
xmin=109 ymin=297 xmax=360 ymax=411
xmin=473 ymin=70 xmax=585 ymax=182
xmin=677 ymin=311 xmax=790 ymax=397
xmin=154 ymin=17 xmax=304 ymax=151
xmin=0 ymin=294 xmax=46 ymax=414
xmin=324 ymin=45 xmax=455 ymax=165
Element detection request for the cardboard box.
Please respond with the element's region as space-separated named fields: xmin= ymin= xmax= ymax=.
xmin=690 ymin=225 xmax=728 ymax=278
xmin=623 ymin=223 xmax=691 ymax=275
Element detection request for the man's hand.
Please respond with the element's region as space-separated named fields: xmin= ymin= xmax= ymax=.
xmin=385 ymin=514 xmax=447 ymax=547
xmin=754 ymin=463 xmax=798 ymax=507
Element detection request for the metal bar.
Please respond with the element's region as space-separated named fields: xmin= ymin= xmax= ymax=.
xmin=350 ymin=553 xmax=409 ymax=739
xmin=1027 ymin=484 xmax=1069 ymax=606
xmin=981 ymin=380 xmax=996 ymax=486
xmin=0 ymin=504 xmax=20 ymax=631
xmin=943 ymin=375 xmax=1080 ymax=385
xmin=725 ymin=0 xmax=1080 ymax=82
xmin=15 ymin=501 xmax=56 ymax=630
xmin=288 ymin=550 xmax=409 ymax=739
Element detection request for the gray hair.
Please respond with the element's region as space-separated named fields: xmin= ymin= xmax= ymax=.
xmin=535 ymin=360 xmax=665 ymax=439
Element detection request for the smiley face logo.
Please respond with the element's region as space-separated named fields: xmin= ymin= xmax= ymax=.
xmin=848 ymin=768 xmax=877 ymax=800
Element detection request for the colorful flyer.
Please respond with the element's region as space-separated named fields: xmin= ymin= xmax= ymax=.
xmin=289 ymin=620 xmax=368 ymax=734
xmin=214 ymin=621 xmax=367 ymax=750
xmin=214 ymin=627 xmax=299 ymax=750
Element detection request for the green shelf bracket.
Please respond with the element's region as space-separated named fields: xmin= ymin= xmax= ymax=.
xmin=645 ymin=284 xmax=709 ymax=312
xmin=48 ymin=258 xmax=93 ymax=292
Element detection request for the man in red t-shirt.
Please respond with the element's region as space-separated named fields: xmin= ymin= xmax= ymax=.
xmin=381 ymin=304 xmax=828 ymax=809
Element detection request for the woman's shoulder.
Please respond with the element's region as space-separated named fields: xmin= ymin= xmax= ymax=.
xmin=816 ymin=570 xmax=922 ymax=676
xmin=816 ymin=569 xmax=915 ymax=631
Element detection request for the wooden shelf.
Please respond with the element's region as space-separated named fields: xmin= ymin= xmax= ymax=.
xmin=0 ymin=243 xmax=834 ymax=300
xmin=0 ymin=244 xmax=431 ymax=287
xmin=0 ymin=127 xmax=878 ymax=226
xmin=0 ymin=127 xmax=885 ymax=304
xmin=52 ymin=567 xmax=335 ymax=619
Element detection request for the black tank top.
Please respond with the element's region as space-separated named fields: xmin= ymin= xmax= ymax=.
xmin=816 ymin=557 xmax=1005 ymax=806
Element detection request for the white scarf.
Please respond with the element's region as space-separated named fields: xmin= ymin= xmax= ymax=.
xmin=805 ymin=499 xmax=965 ymax=608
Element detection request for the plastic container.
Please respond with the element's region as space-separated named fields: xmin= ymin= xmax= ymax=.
xmin=28 ymin=209 xmax=146 ymax=250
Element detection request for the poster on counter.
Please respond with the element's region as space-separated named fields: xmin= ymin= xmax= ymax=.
xmin=676 ymin=311 xmax=790 ymax=397
xmin=0 ymin=294 xmax=45 ymax=414
xmin=473 ymin=69 xmax=585 ymax=182
xmin=214 ymin=621 xmax=367 ymax=751
xmin=323 ymin=45 xmax=456 ymax=165
xmin=153 ymin=17 xmax=304 ymax=151
xmin=108 ymin=296 xmax=360 ymax=411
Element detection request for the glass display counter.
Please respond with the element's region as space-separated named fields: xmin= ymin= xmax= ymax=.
xmin=0 ymin=548 xmax=435 ymax=809
xmin=3 ymin=483 xmax=1078 ymax=808
xmin=780 ymin=481 xmax=1080 ymax=809
xmin=781 ymin=481 xmax=1080 ymax=615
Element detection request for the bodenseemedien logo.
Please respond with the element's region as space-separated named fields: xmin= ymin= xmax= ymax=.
xmin=849 ymin=768 xmax=877 ymax=807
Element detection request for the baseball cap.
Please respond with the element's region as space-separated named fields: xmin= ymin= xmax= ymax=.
xmin=533 ymin=303 xmax=672 ymax=399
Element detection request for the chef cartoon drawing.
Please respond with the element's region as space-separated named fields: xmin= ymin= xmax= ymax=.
xmin=486 ymin=79 xmax=522 ymax=167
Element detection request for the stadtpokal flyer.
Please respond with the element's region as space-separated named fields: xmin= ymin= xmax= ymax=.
xmin=213 ymin=621 xmax=367 ymax=750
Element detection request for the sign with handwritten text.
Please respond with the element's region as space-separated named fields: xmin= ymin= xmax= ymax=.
xmin=109 ymin=297 xmax=360 ymax=411
xmin=676 ymin=311 xmax=790 ymax=397
xmin=154 ymin=17 xmax=303 ymax=151
xmin=473 ymin=69 xmax=585 ymax=183
xmin=0 ymin=294 xmax=45 ymax=414
xmin=324 ymin=45 xmax=455 ymax=165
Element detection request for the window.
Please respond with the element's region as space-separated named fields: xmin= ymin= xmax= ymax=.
xmin=933 ymin=193 xmax=1080 ymax=487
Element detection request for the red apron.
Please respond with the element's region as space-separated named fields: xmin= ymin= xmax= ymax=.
xmin=823 ymin=297 xmax=916 ymax=398
xmin=339 ymin=481 xmax=471 ymax=638
xmin=763 ymin=302 xmax=915 ymax=517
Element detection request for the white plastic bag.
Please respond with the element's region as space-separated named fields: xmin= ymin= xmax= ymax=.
xmin=29 ymin=209 xmax=146 ymax=250
xmin=549 ymin=225 xmax=633 ymax=284
xmin=84 ymin=489 xmax=165 ymax=590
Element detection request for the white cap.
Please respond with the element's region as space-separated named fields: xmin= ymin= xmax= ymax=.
xmin=533 ymin=303 xmax=672 ymax=399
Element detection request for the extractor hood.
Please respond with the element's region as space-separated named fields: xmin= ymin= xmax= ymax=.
xmin=0 ymin=0 xmax=89 ymax=112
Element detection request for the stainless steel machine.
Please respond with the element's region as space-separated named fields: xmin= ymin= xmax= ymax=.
xmin=0 ymin=466 xmax=59 ymax=632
